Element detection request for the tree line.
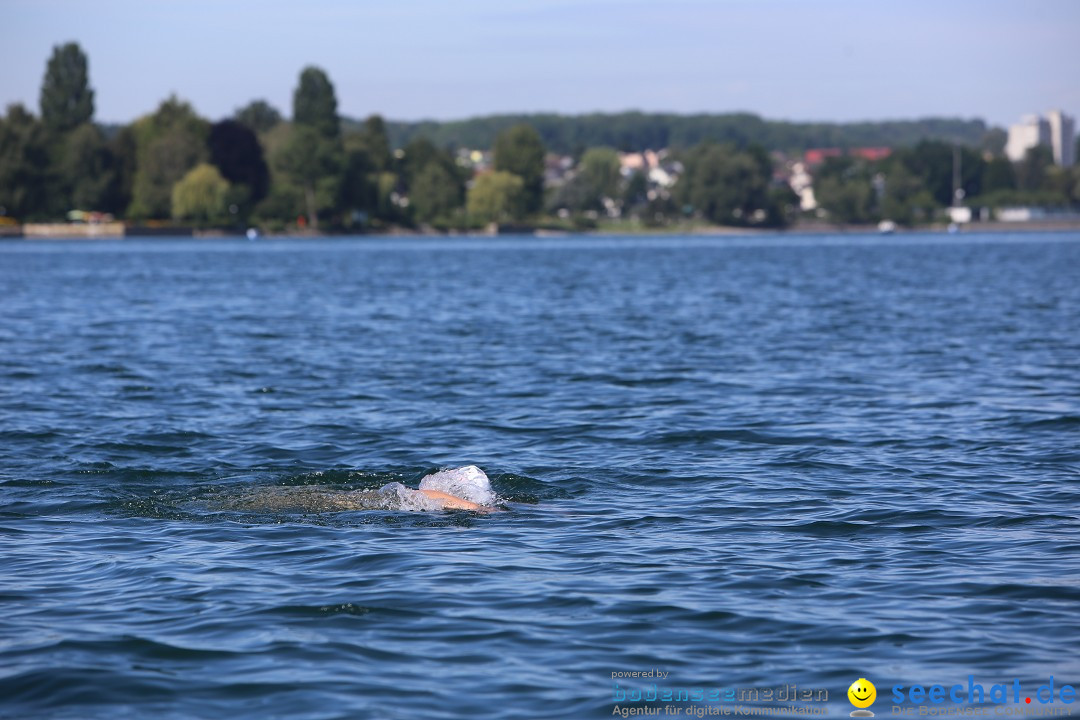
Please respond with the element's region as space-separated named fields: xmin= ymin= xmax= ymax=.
xmin=378 ymin=113 xmax=998 ymax=157
xmin=813 ymin=142 xmax=1080 ymax=225
xmin=0 ymin=44 xmax=555 ymax=230
xmin=2 ymin=43 xmax=1078 ymax=231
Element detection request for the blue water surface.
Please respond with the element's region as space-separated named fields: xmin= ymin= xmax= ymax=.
xmin=1 ymin=233 xmax=1079 ymax=719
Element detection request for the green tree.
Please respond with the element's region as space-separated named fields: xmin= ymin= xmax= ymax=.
xmin=400 ymin=137 xmax=444 ymax=187
xmin=980 ymin=128 xmax=1007 ymax=156
xmin=813 ymin=157 xmax=877 ymax=224
xmin=338 ymin=116 xmax=395 ymax=222
xmin=172 ymin=163 xmax=231 ymax=223
xmin=374 ymin=171 xmax=401 ymax=222
xmin=360 ymin=115 xmax=394 ymax=173
xmin=1015 ymin=145 xmax=1054 ymax=192
xmin=274 ymin=124 xmax=341 ymax=229
xmin=676 ymin=143 xmax=774 ymax=226
xmin=128 ymin=96 xmax=209 ymax=219
xmin=493 ymin=124 xmax=545 ymax=214
xmin=102 ymin=126 xmax=137 ymax=216
xmin=293 ymin=66 xmax=340 ymax=139
xmin=549 ymin=147 xmax=621 ymax=214
xmin=62 ymin=123 xmax=112 ymax=210
xmin=338 ymin=139 xmax=377 ymax=221
xmin=209 ymin=119 xmax=269 ymax=208
xmin=0 ymin=104 xmax=51 ymax=219
xmin=622 ymin=171 xmax=648 ymax=210
xmin=981 ymin=156 xmax=1016 ymax=195
xmin=579 ymin=147 xmax=621 ymax=200
xmin=235 ymin=100 xmax=283 ymax=134
xmin=467 ymin=171 xmax=525 ymax=223
xmin=398 ymin=138 xmax=464 ymax=223
xmin=816 ymin=175 xmax=875 ymax=224
xmin=890 ymin=141 xmax=983 ymax=206
xmin=411 ymin=162 xmax=463 ymax=223
xmin=880 ymin=164 xmax=935 ymax=226
xmin=39 ymin=42 xmax=94 ymax=133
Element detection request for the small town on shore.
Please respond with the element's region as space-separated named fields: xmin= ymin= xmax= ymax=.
xmin=2 ymin=43 xmax=1078 ymax=240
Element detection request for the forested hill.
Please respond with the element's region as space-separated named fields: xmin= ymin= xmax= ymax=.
xmin=347 ymin=112 xmax=996 ymax=154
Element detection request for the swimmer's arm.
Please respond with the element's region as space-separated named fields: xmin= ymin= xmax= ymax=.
xmin=418 ymin=488 xmax=493 ymax=511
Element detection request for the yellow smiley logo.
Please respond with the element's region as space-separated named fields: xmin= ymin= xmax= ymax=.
xmin=848 ymin=678 xmax=877 ymax=711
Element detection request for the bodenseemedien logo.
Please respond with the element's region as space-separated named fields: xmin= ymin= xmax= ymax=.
xmin=848 ymin=678 xmax=876 ymax=717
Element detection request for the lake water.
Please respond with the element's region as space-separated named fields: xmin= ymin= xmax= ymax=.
xmin=1 ymin=233 xmax=1078 ymax=719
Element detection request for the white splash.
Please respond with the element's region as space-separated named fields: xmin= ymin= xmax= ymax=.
xmin=418 ymin=465 xmax=497 ymax=506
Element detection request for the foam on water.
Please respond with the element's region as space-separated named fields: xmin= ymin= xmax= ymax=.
xmin=419 ymin=465 xmax=497 ymax=505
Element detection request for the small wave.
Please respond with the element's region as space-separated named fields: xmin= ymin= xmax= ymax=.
xmin=1014 ymin=414 xmax=1080 ymax=431
xmin=653 ymin=428 xmax=852 ymax=447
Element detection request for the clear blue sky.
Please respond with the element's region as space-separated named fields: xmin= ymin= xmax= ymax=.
xmin=3 ymin=0 xmax=1078 ymax=127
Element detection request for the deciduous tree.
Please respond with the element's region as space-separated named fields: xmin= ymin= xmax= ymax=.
xmin=128 ymin=96 xmax=209 ymax=219
xmin=467 ymin=171 xmax=525 ymax=223
xmin=677 ymin=143 xmax=774 ymax=226
xmin=171 ymin=163 xmax=230 ymax=223
xmin=274 ymin=125 xmax=340 ymax=229
xmin=209 ymin=119 xmax=269 ymax=205
xmin=0 ymin=104 xmax=51 ymax=219
xmin=411 ymin=163 xmax=463 ymax=223
xmin=235 ymin=100 xmax=283 ymax=134
xmin=493 ymin=124 xmax=545 ymax=215
xmin=62 ymin=123 xmax=112 ymax=210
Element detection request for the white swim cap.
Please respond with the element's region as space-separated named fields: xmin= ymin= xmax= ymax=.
xmin=418 ymin=465 xmax=496 ymax=506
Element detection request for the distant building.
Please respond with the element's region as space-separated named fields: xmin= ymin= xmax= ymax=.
xmin=1005 ymin=111 xmax=1074 ymax=166
xmin=1047 ymin=110 xmax=1076 ymax=167
xmin=1006 ymin=114 xmax=1051 ymax=162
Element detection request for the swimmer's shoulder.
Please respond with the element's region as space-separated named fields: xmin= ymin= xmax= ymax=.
xmin=418 ymin=488 xmax=491 ymax=511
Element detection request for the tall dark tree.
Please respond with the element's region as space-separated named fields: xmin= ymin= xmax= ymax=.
xmin=208 ymin=119 xmax=269 ymax=204
xmin=275 ymin=125 xmax=341 ymax=229
xmin=338 ymin=142 xmax=377 ymax=218
xmin=280 ymin=67 xmax=344 ymax=228
xmin=293 ymin=66 xmax=340 ymax=139
xmin=361 ymin=115 xmax=393 ymax=172
xmin=61 ymin=123 xmax=112 ymax=210
xmin=981 ymin=156 xmax=1017 ymax=195
xmin=40 ymin=42 xmax=94 ymax=133
xmin=0 ymin=104 xmax=51 ymax=219
xmin=101 ymin=125 xmax=137 ymax=216
xmin=399 ymin=137 xmax=442 ymax=187
xmin=1015 ymin=146 xmax=1054 ymax=192
xmin=235 ymin=100 xmax=283 ymax=134
xmin=493 ymin=124 xmax=546 ymax=214
xmin=890 ymin=141 xmax=983 ymax=207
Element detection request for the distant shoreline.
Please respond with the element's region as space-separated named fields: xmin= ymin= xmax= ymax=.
xmin=4 ymin=219 xmax=1080 ymax=241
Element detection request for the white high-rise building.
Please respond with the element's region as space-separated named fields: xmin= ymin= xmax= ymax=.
xmin=1005 ymin=115 xmax=1050 ymax=162
xmin=1005 ymin=111 xmax=1075 ymax=166
xmin=1047 ymin=110 xmax=1076 ymax=168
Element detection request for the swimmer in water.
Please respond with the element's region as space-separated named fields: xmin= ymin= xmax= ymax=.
xmin=409 ymin=465 xmax=498 ymax=511
xmin=216 ymin=465 xmax=499 ymax=513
